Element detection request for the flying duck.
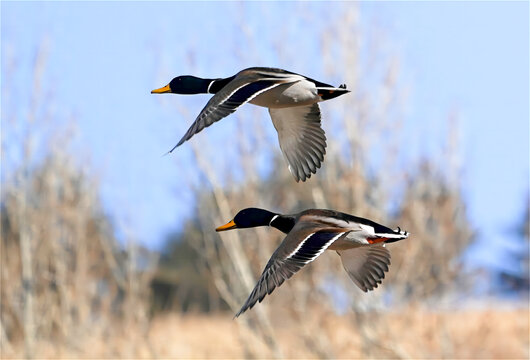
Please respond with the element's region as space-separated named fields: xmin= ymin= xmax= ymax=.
xmin=151 ymin=67 xmax=350 ymax=182
xmin=216 ymin=208 xmax=409 ymax=317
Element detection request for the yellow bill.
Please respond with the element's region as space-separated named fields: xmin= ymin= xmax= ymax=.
xmin=151 ymin=84 xmax=171 ymax=94
xmin=215 ymin=219 xmax=237 ymax=232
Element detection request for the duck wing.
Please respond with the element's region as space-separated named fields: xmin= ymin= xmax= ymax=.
xmin=235 ymin=225 xmax=348 ymax=317
xmin=170 ymin=73 xmax=290 ymax=152
xmin=269 ymin=104 xmax=327 ymax=182
xmin=337 ymin=245 xmax=391 ymax=292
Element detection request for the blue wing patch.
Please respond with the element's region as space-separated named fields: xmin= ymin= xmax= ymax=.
xmin=224 ymin=80 xmax=278 ymax=106
xmin=289 ymin=231 xmax=341 ymax=264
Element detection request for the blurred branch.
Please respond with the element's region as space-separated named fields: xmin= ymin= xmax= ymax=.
xmin=189 ymin=140 xmax=283 ymax=359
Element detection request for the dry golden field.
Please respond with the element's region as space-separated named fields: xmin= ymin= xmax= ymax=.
xmin=3 ymin=307 xmax=528 ymax=359
xmin=148 ymin=308 xmax=530 ymax=359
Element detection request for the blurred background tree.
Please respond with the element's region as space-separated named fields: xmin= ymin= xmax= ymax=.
xmin=497 ymin=200 xmax=530 ymax=294
xmin=1 ymin=45 xmax=156 ymax=358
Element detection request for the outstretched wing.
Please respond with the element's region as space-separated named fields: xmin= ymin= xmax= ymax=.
xmin=269 ymin=104 xmax=327 ymax=182
xmin=337 ymin=245 xmax=391 ymax=292
xmin=235 ymin=227 xmax=347 ymax=317
xmin=170 ymin=71 xmax=293 ymax=152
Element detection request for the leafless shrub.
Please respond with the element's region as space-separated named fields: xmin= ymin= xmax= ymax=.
xmin=1 ymin=44 xmax=156 ymax=359
xmin=391 ymin=162 xmax=474 ymax=301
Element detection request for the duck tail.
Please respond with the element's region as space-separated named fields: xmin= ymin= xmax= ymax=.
xmin=317 ymin=84 xmax=350 ymax=100
xmin=384 ymin=227 xmax=409 ymax=244
xmin=368 ymin=226 xmax=409 ymax=245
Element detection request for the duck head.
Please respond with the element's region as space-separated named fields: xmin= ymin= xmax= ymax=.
xmin=216 ymin=208 xmax=278 ymax=232
xmin=151 ymin=75 xmax=211 ymax=95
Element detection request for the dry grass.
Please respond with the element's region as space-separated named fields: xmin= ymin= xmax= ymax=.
xmin=4 ymin=307 xmax=526 ymax=359
xmin=148 ymin=308 xmax=530 ymax=359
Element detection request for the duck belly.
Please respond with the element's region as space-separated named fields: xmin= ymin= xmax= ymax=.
xmin=250 ymin=80 xmax=320 ymax=108
xmin=328 ymin=230 xmax=372 ymax=250
xmin=328 ymin=239 xmax=363 ymax=251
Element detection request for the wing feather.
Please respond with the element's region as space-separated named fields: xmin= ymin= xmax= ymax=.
xmin=170 ymin=77 xmax=287 ymax=152
xmin=337 ymin=245 xmax=391 ymax=292
xmin=235 ymin=228 xmax=345 ymax=317
xmin=269 ymin=104 xmax=327 ymax=182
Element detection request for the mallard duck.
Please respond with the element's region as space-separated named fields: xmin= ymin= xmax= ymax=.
xmin=216 ymin=207 xmax=409 ymax=317
xmin=151 ymin=67 xmax=350 ymax=182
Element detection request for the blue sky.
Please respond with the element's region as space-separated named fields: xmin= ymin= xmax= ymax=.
xmin=2 ymin=2 xmax=528 ymax=275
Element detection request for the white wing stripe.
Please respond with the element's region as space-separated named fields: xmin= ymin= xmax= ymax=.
xmin=213 ymin=77 xmax=282 ymax=106
xmin=306 ymin=233 xmax=344 ymax=263
xmin=286 ymin=232 xmax=344 ymax=264
xmin=286 ymin=233 xmax=313 ymax=260
xmin=242 ymin=83 xmax=283 ymax=103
